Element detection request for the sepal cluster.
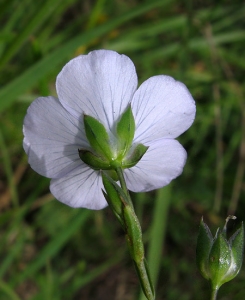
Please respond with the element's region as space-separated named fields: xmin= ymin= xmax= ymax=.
xmin=196 ymin=216 xmax=244 ymax=291
xmin=79 ymin=106 xmax=148 ymax=171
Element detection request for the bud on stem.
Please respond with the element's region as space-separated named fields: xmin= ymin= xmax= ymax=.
xmin=102 ymin=168 xmax=155 ymax=300
xmin=196 ymin=216 xmax=244 ymax=300
xmin=123 ymin=201 xmax=155 ymax=300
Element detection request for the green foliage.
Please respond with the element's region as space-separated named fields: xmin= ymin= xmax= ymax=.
xmin=0 ymin=0 xmax=245 ymax=299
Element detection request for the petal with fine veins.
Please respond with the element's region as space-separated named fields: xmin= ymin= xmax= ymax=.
xmin=56 ymin=50 xmax=138 ymax=133
xmin=132 ymin=75 xmax=196 ymax=144
xmin=23 ymin=96 xmax=88 ymax=178
xmin=124 ymin=139 xmax=187 ymax=192
xmin=50 ymin=166 xmax=107 ymax=209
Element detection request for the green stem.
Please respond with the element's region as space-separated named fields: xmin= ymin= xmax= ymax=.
xmin=134 ymin=259 xmax=155 ymax=300
xmin=116 ymin=167 xmax=133 ymax=207
xmin=124 ymin=207 xmax=155 ymax=300
xmin=115 ymin=167 xmax=155 ymax=300
xmin=210 ymin=287 xmax=219 ymax=300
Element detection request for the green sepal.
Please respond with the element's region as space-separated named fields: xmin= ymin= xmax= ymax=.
xmin=209 ymin=232 xmax=231 ymax=289
xmin=116 ymin=105 xmax=135 ymax=158
xmin=83 ymin=114 xmax=113 ymax=160
xmin=228 ymin=222 xmax=244 ymax=279
xmin=122 ymin=143 xmax=149 ymax=168
xmin=78 ymin=149 xmax=110 ymax=170
xmin=196 ymin=218 xmax=213 ymax=280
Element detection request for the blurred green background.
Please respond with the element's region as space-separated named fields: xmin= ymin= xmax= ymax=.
xmin=0 ymin=0 xmax=245 ymax=299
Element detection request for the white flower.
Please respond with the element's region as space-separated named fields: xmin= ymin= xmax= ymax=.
xmin=23 ymin=50 xmax=196 ymax=210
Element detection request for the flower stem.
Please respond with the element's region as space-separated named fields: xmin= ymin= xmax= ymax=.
xmin=210 ymin=287 xmax=219 ymax=300
xmin=124 ymin=205 xmax=155 ymax=300
xmin=133 ymin=259 xmax=155 ymax=300
xmin=115 ymin=167 xmax=133 ymax=207
xmin=115 ymin=167 xmax=155 ymax=300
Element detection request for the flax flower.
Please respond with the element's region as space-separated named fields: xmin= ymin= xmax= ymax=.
xmin=23 ymin=50 xmax=196 ymax=209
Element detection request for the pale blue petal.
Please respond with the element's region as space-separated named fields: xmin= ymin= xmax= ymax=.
xmin=56 ymin=50 xmax=138 ymax=134
xmin=50 ymin=166 xmax=107 ymax=209
xmin=23 ymin=96 xmax=89 ymax=178
xmin=132 ymin=75 xmax=196 ymax=144
xmin=124 ymin=139 xmax=187 ymax=192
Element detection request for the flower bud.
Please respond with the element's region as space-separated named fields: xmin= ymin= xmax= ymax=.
xmin=196 ymin=216 xmax=244 ymax=290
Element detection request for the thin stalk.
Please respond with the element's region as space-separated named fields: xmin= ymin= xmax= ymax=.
xmin=210 ymin=287 xmax=219 ymax=300
xmin=124 ymin=205 xmax=155 ymax=300
xmin=116 ymin=167 xmax=133 ymax=207
xmin=114 ymin=167 xmax=155 ymax=299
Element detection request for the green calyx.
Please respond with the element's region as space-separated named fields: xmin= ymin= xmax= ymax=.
xmin=79 ymin=106 xmax=148 ymax=171
xmin=196 ymin=217 xmax=244 ymax=290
